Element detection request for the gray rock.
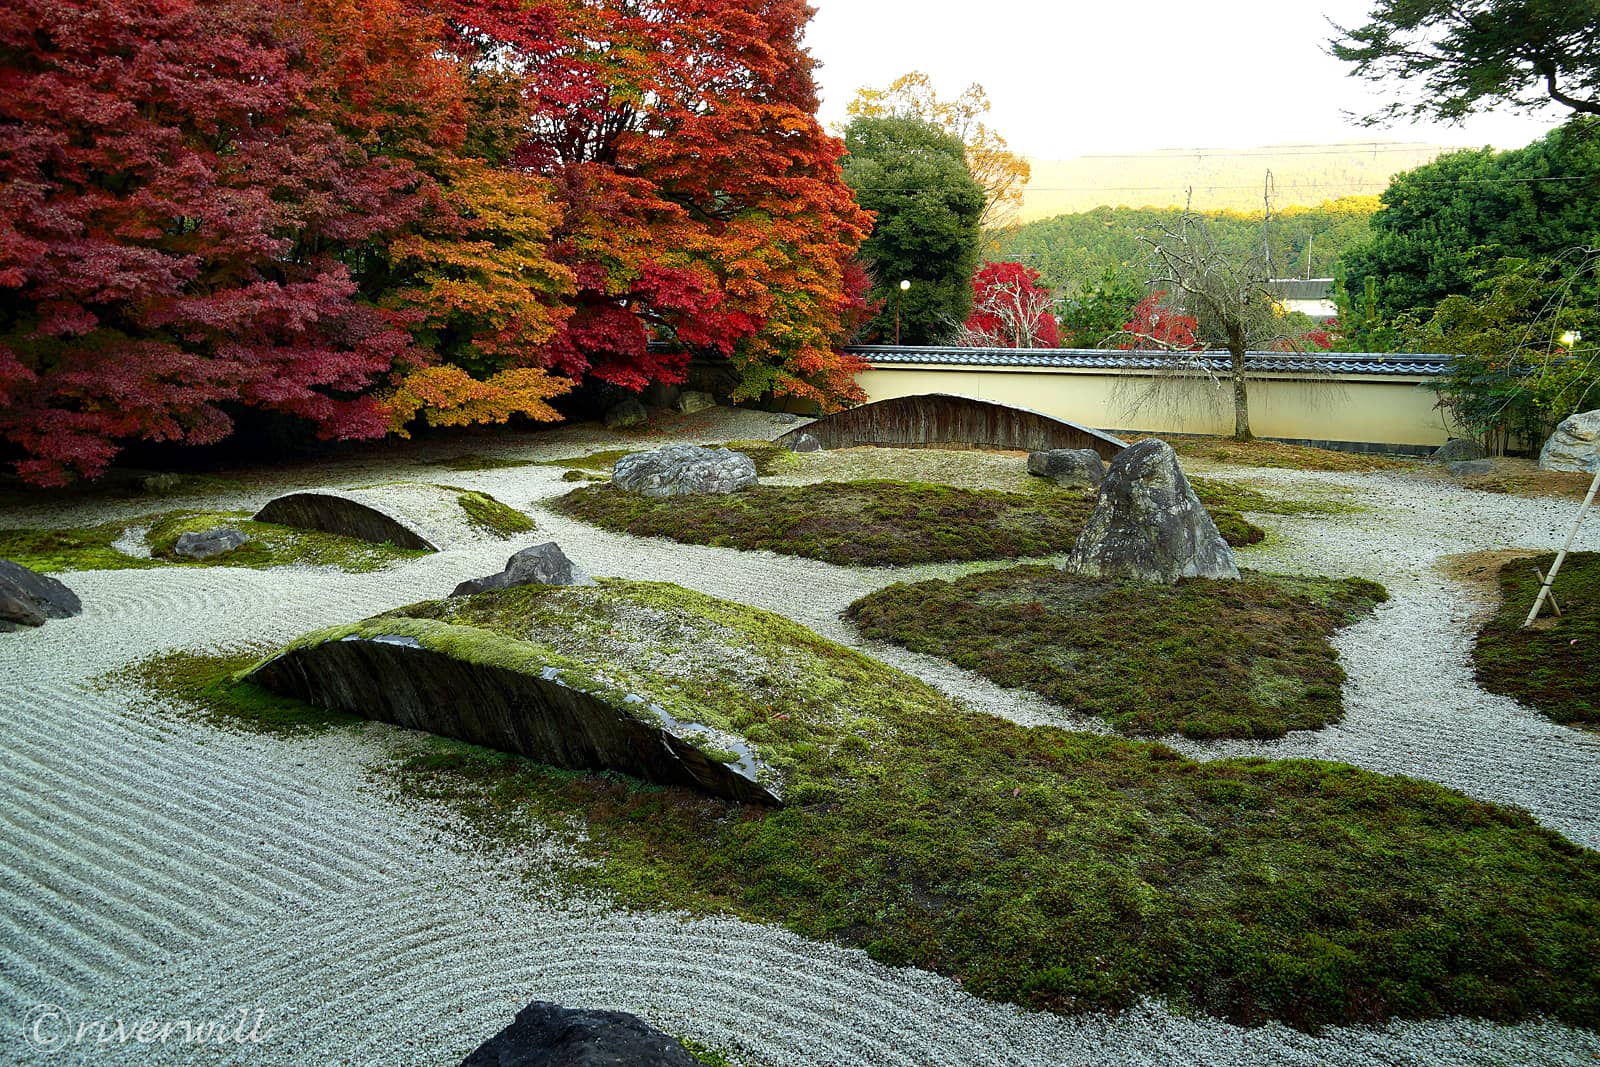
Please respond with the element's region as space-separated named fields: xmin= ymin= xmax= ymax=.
xmin=461 ymin=1000 xmax=700 ymax=1067
xmin=1063 ymin=438 xmax=1239 ymax=583
xmin=452 ymin=542 xmax=594 ymax=596
xmin=602 ymin=398 xmax=649 ymax=430
xmin=174 ymin=527 xmax=249 ymax=560
xmin=1539 ymin=409 xmax=1600 ymax=473
xmin=672 ymin=389 xmax=717 ymax=414
xmin=612 ymin=444 xmax=757 ymax=497
xmin=1027 ymin=448 xmax=1106 ymax=488
xmin=248 ymin=630 xmax=779 ymax=805
xmin=253 ymin=492 xmax=437 ymax=551
xmin=1430 ymin=438 xmax=1487 ymax=463
xmin=0 ymin=559 xmax=81 ymax=632
xmin=788 ymin=432 xmax=822 ymax=453
xmin=1448 ymin=459 xmax=1495 ymax=477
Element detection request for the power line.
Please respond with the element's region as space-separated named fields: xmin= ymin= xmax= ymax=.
xmin=1012 ymin=174 xmax=1593 ymax=195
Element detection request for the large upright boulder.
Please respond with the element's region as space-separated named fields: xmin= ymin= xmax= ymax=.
xmin=1063 ymin=439 xmax=1239 ymax=583
xmin=451 ymin=542 xmax=593 ymax=596
xmin=1539 ymin=410 xmax=1600 ymax=473
xmin=612 ymin=444 xmax=756 ymax=497
xmin=461 ymin=1001 xmax=699 ymax=1067
xmin=0 ymin=560 xmax=82 ymax=632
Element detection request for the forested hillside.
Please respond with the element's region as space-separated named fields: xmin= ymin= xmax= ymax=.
xmin=994 ymin=198 xmax=1379 ymax=297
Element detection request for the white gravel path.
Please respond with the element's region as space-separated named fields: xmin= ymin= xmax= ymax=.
xmin=3 ymin=412 xmax=1599 ymax=1065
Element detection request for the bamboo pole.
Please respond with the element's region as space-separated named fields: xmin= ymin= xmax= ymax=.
xmin=1524 ymin=464 xmax=1600 ymax=627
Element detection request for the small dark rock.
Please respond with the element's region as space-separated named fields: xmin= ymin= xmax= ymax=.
xmin=1064 ymin=439 xmax=1239 ymax=584
xmin=787 ymin=432 xmax=822 ymax=453
xmin=1429 ymin=438 xmax=1487 ymax=464
xmin=672 ymin=390 xmax=717 ymax=414
xmin=174 ymin=527 xmax=249 ymax=560
xmin=0 ymin=559 xmax=82 ymax=632
xmin=613 ymin=444 xmax=757 ymax=497
xmin=602 ymin=398 xmax=649 ymax=430
xmin=461 ymin=1000 xmax=699 ymax=1067
xmin=640 ymin=382 xmax=681 ymax=409
xmin=1448 ymin=459 xmax=1495 ymax=477
xmin=1027 ymin=448 xmax=1106 ymax=488
xmin=452 ymin=542 xmax=593 ymax=596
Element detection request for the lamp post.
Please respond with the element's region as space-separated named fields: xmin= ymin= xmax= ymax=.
xmin=1560 ymin=329 xmax=1582 ymax=348
xmin=895 ymin=279 xmax=910 ymax=345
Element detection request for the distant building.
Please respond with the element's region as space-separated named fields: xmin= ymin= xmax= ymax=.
xmin=1268 ymin=278 xmax=1336 ymax=319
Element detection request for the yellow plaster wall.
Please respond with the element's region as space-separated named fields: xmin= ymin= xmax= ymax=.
xmin=854 ymin=364 xmax=1450 ymax=448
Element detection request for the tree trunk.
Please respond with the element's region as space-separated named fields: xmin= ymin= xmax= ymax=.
xmin=1229 ymin=337 xmax=1252 ymax=441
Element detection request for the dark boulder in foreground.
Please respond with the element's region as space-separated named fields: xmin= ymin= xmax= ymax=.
xmin=0 ymin=559 xmax=81 ymax=632
xmin=452 ymin=542 xmax=593 ymax=596
xmin=247 ymin=616 xmax=779 ymax=806
xmin=1064 ymin=438 xmax=1239 ymax=583
xmin=253 ymin=492 xmax=436 ymax=551
xmin=461 ymin=1001 xmax=699 ymax=1067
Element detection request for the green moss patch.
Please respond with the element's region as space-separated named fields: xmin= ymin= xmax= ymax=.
xmin=1474 ymin=552 xmax=1600 ymax=724
xmin=848 ymin=565 xmax=1387 ymax=739
xmin=551 ymin=480 xmax=1091 ymax=565
xmin=553 ymin=479 xmax=1262 ymax=566
xmin=117 ymin=649 xmax=361 ymax=736
xmin=1146 ymin=436 xmax=1414 ymax=473
xmin=145 ymin=510 xmax=430 ymax=571
xmin=0 ymin=521 xmax=163 ymax=572
xmin=453 ymin=488 xmax=537 ymax=536
xmin=440 ymin=454 xmax=540 ymax=471
xmin=547 ymin=440 xmax=796 ymax=477
xmin=143 ymin=580 xmax=1600 ymax=1032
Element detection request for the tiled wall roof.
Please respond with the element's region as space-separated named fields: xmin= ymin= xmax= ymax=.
xmin=847 ymin=346 xmax=1451 ymax=377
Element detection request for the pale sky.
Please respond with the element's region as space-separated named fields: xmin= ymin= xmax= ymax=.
xmin=803 ymin=0 xmax=1567 ymax=158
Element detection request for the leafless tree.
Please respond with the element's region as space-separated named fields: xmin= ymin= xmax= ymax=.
xmin=1127 ymin=209 xmax=1295 ymax=441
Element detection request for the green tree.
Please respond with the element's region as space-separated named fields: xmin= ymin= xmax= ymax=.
xmin=1343 ymin=120 xmax=1600 ymax=321
xmin=1332 ymin=0 xmax=1600 ymax=124
xmin=1403 ymin=253 xmax=1600 ymax=453
xmin=841 ymin=116 xmax=985 ymax=345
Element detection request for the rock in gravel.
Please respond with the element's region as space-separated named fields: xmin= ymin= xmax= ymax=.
xmin=1448 ymin=459 xmax=1495 ymax=477
xmin=612 ymin=444 xmax=757 ymax=497
xmin=174 ymin=527 xmax=249 ymax=560
xmin=451 ymin=542 xmax=593 ymax=596
xmin=461 ymin=1000 xmax=700 ymax=1067
xmin=672 ymin=389 xmax=717 ymax=414
xmin=787 ymin=432 xmax=822 ymax=453
xmin=254 ymin=491 xmax=437 ymax=551
xmin=1027 ymin=448 xmax=1105 ymax=489
xmin=247 ymin=619 xmax=780 ymax=806
xmin=0 ymin=559 xmax=81 ymax=632
xmin=1063 ymin=438 xmax=1239 ymax=583
xmin=1429 ymin=438 xmax=1487 ymax=463
xmin=603 ymin=397 xmax=649 ymax=429
xmin=1539 ymin=409 xmax=1600 ymax=473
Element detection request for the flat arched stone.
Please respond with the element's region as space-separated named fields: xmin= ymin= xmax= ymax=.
xmin=253 ymin=492 xmax=437 ymax=551
xmin=777 ymin=393 xmax=1125 ymax=460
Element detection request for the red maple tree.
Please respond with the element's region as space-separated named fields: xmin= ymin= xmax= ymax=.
xmin=959 ymin=261 xmax=1060 ymax=347
xmin=1118 ymin=292 xmax=1202 ymax=351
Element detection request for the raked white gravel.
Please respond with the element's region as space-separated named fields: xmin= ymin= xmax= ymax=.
xmin=3 ymin=410 xmax=1599 ymax=1066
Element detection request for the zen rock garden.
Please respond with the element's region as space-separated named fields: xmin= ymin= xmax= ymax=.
xmin=4 ymin=399 xmax=1600 ymax=1067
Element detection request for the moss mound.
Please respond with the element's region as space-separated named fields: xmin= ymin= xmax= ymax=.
xmin=452 ymin=488 xmax=537 ymax=536
xmin=148 ymin=510 xmax=433 ymax=571
xmin=139 ymin=580 xmax=1600 ymax=1032
xmin=0 ymin=521 xmax=163 ymax=572
xmin=848 ymin=565 xmax=1386 ymax=739
xmin=547 ymin=440 xmax=797 ymax=477
xmin=1475 ymin=551 xmax=1600 ymax=724
xmin=552 ymin=480 xmax=1261 ymax=565
xmin=1152 ymin=436 xmax=1414 ymax=473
